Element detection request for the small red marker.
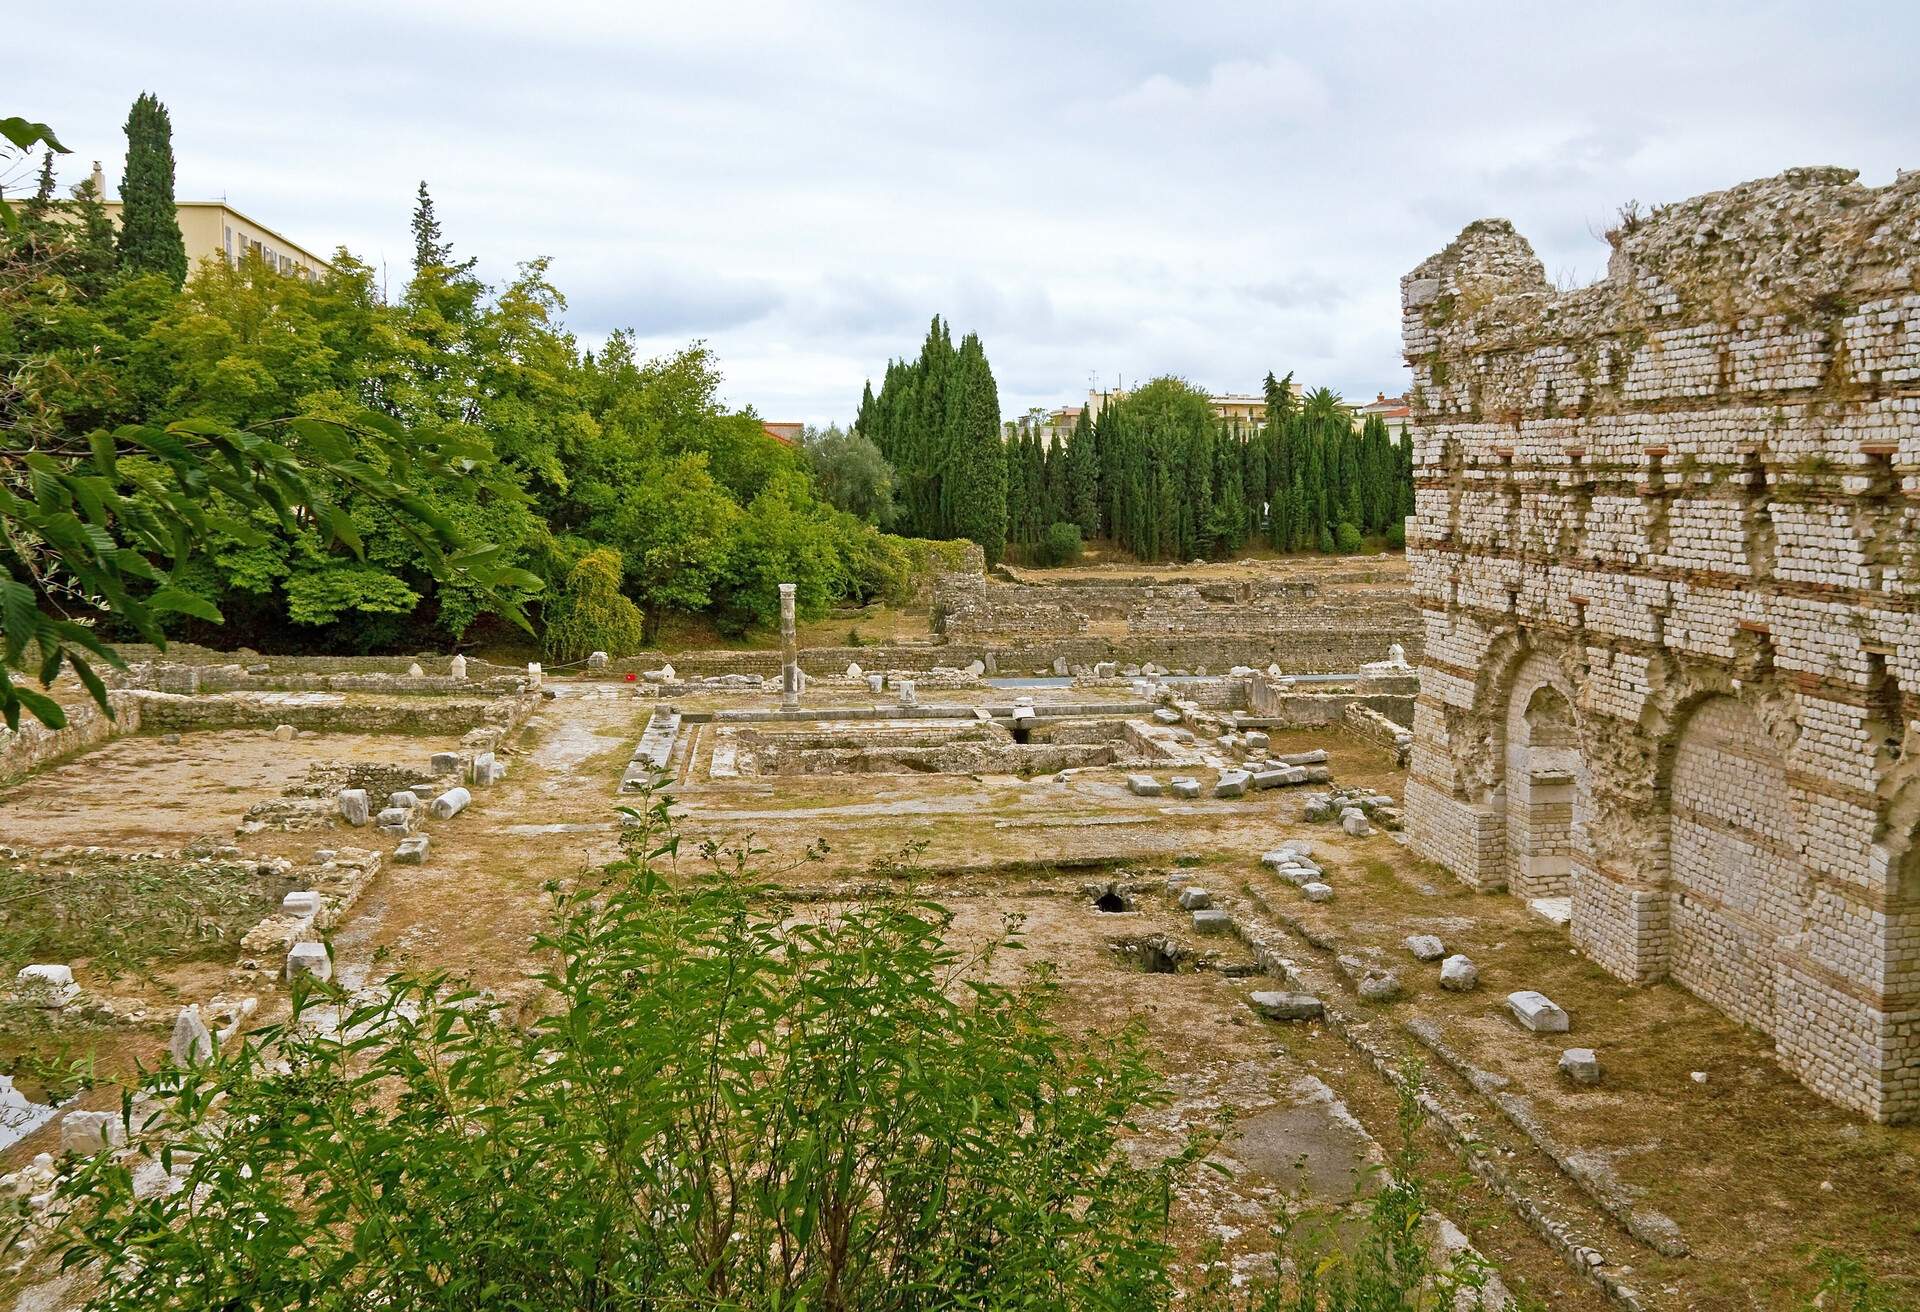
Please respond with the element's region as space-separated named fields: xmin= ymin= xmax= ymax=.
xmin=624 ymin=672 xmax=637 ymax=682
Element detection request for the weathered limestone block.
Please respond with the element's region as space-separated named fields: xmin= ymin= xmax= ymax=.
xmin=1559 ymin=1047 xmax=1602 ymax=1085
xmin=1302 ymin=882 xmax=1335 ymax=903
xmin=281 ymin=890 xmax=322 ymax=918
xmin=1507 ymin=990 xmax=1569 ymax=1033
xmin=1126 ymin=774 xmax=1163 ymax=798
xmin=430 ymin=787 xmax=472 ymax=820
xmin=1214 ymin=770 xmax=1249 ymax=798
xmin=1250 ymin=991 xmax=1323 ymax=1021
xmin=1169 ymin=776 xmax=1201 ymax=799
xmin=1405 ymin=934 xmax=1446 ymax=961
xmin=286 ymin=941 xmax=332 ymax=983
xmin=1191 ymin=909 xmax=1232 ymax=935
xmin=337 ymin=789 xmax=370 ymax=827
xmin=15 ymin=965 xmax=77 ymax=1008
xmin=170 ymin=1005 xmax=213 ymax=1066
xmin=1357 ymin=970 xmax=1402 ymax=1002
xmin=394 ymin=835 xmax=430 ymax=864
xmin=1176 ymin=887 xmax=1212 ymax=911
xmin=60 ymin=1110 xmax=125 ymax=1154
xmin=1440 ymin=955 xmax=1480 ymax=991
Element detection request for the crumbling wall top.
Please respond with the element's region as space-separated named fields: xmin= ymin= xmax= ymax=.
xmin=1405 ymin=166 xmax=1920 ymax=360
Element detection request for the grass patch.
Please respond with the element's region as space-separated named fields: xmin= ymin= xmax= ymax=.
xmin=0 ymin=855 xmax=282 ymax=981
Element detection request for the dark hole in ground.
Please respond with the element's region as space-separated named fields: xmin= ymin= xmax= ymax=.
xmin=1134 ymin=940 xmax=1178 ymax=972
xmin=1110 ymin=934 xmax=1180 ymax=973
xmin=1093 ymin=890 xmax=1129 ymax=913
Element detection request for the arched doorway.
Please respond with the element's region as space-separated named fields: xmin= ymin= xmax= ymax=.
xmin=1667 ymin=696 xmax=1808 ymax=1034
xmin=1502 ymin=655 xmax=1589 ymax=902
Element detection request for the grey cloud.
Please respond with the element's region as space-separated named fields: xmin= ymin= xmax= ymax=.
xmin=15 ymin=1 xmax=1916 ymax=426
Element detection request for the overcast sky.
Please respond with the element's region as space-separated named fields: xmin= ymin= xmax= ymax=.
xmin=15 ymin=2 xmax=1919 ymax=425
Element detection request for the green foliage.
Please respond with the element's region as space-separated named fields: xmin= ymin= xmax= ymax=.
xmin=1387 ymin=521 xmax=1407 ymax=550
xmin=1799 ymin=1253 xmax=1918 ymax=1312
xmin=1335 ymin=521 xmax=1363 ymax=553
xmin=805 ymin=422 xmax=896 ymax=524
xmin=115 ymin=93 xmax=187 ymax=287
xmin=1037 ymin=519 xmax=1083 ymax=566
xmin=971 ymin=367 xmax=1411 ymax=564
xmin=42 ymin=793 xmax=1187 ymax=1309
xmin=860 ymin=316 xmax=1007 ymax=562
xmin=3 ymin=110 xmax=927 ymax=684
xmin=543 ymin=547 xmax=644 ymax=664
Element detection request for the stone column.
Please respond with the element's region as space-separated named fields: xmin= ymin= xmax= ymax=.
xmin=779 ymin=583 xmax=800 ymax=708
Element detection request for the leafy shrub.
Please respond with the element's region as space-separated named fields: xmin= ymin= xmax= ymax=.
xmin=44 ymin=793 xmax=1186 ymax=1310
xmin=1334 ymin=522 xmax=1364 ymax=554
xmin=1316 ymin=524 xmax=1336 ymax=554
xmin=1037 ymin=520 xmax=1084 ymax=566
xmin=1386 ymin=521 xmax=1407 ymax=550
xmin=542 ymin=547 xmax=645 ymax=664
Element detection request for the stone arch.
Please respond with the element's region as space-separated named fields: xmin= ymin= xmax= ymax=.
xmin=1664 ymin=693 xmax=1810 ymax=1036
xmin=1502 ymin=654 xmax=1589 ymax=900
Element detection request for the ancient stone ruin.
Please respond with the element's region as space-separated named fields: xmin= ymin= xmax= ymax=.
xmin=1402 ymin=167 xmax=1920 ymax=1122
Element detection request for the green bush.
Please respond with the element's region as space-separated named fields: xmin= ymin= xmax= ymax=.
xmin=1037 ymin=521 xmax=1083 ymax=566
xmin=44 ymin=794 xmax=1187 ymax=1310
xmin=542 ymin=548 xmax=645 ymax=664
xmin=1335 ymin=522 xmax=1363 ymax=554
xmin=1386 ymin=521 xmax=1407 ymax=550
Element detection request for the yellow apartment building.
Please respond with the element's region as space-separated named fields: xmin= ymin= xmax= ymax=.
xmin=84 ymin=161 xmax=332 ymax=280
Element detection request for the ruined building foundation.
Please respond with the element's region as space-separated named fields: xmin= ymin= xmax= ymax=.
xmin=1401 ymin=167 xmax=1920 ymax=1122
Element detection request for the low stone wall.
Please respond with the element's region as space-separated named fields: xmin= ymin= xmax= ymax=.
xmin=129 ymin=690 xmax=524 ymax=736
xmin=0 ymin=684 xmax=541 ymax=790
xmin=604 ymin=633 xmax=1416 ymax=680
xmin=933 ymin=568 xmax=1424 ymax=662
xmin=108 ymin=643 xmax=525 ymax=680
xmin=120 ymin=661 xmax=526 ymax=697
xmin=1342 ymin=702 xmax=1415 ymax=764
xmin=0 ymin=693 xmax=144 ymax=787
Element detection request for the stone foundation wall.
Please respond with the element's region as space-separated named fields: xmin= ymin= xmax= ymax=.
xmin=0 ymin=693 xmax=143 ymax=787
xmin=1401 ymin=166 xmax=1920 ymax=1122
xmin=931 ymin=570 xmax=1422 ymax=668
xmin=603 ymin=634 xmax=1412 ymax=680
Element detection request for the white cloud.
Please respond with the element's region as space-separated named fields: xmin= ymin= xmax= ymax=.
xmin=1107 ymin=52 xmax=1329 ymax=124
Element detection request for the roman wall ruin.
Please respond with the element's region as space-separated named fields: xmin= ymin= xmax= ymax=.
xmin=933 ymin=568 xmax=1423 ymax=673
xmin=1401 ymin=167 xmax=1920 ymax=1121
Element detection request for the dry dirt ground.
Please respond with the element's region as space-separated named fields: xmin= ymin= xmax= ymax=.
xmin=1 ymin=680 xmax=1915 ymax=1309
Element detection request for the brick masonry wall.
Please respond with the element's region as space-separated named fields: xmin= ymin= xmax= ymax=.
xmin=1401 ymin=167 xmax=1920 ymax=1122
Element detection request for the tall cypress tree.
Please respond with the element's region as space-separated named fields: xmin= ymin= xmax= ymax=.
xmin=944 ymin=333 xmax=1006 ymax=563
xmin=1004 ymin=428 xmax=1029 ymax=547
xmin=1066 ymin=407 xmax=1099 ymax=537
xmin=117 ymin=92 xmax=188 ymax=286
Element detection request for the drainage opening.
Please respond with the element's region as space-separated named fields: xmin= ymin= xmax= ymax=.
xmin=1093 ymin=889 xmax=1130 ymax=913
xmin=1110 ymin=933 xmax=1181 ymax=973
